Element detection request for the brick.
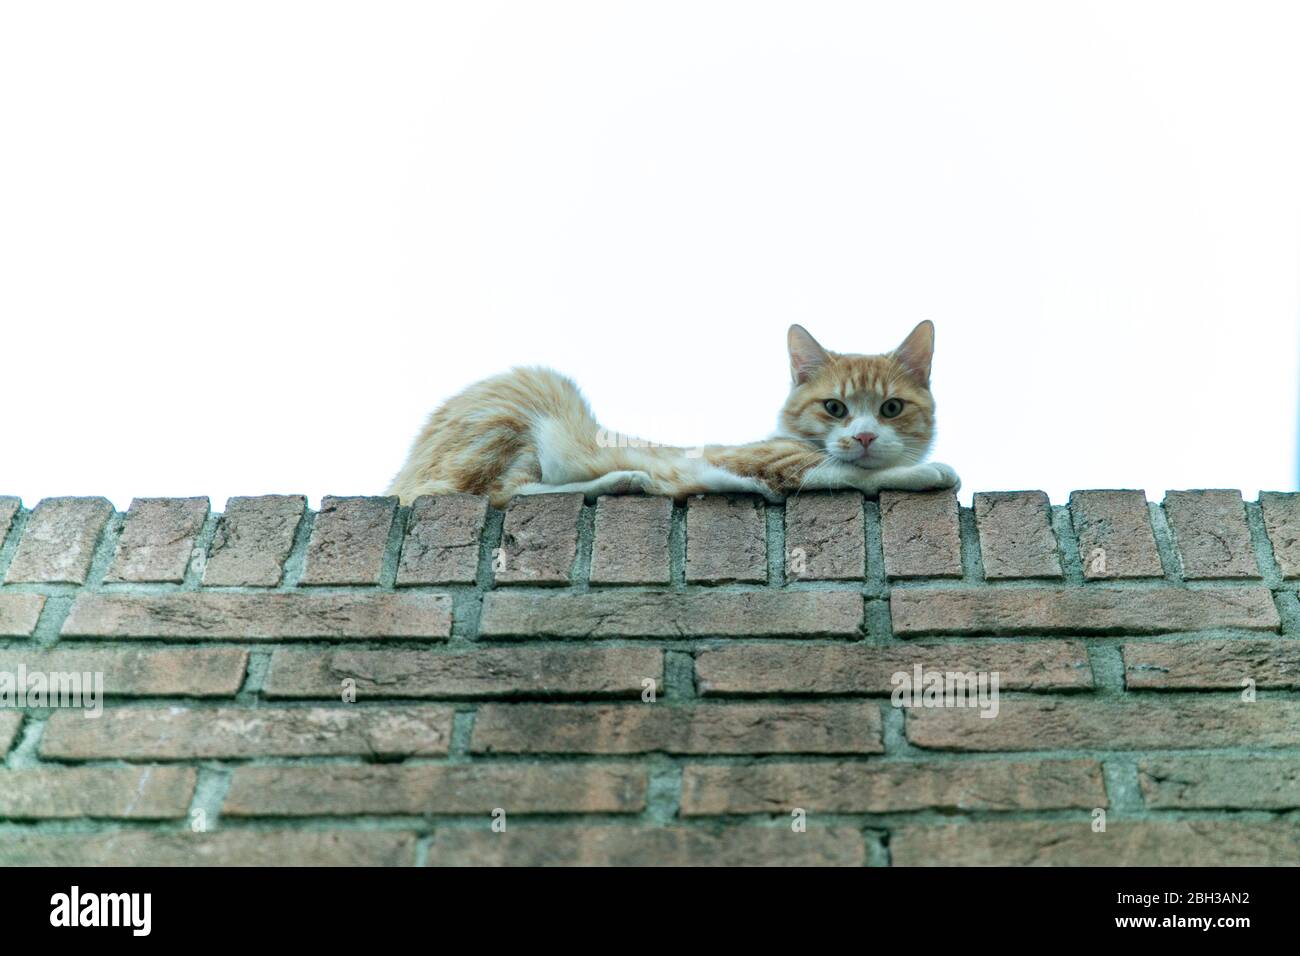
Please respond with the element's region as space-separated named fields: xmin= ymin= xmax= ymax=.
xmin=41 ymin=705 xmax=453 ymax=759
xmin=4 ymin=496 xmax=112 ymax=584
xmin=890 ymin=586 xmax=1279 ymax=636
xmin=495 ymin=493 xmax=582 ymax=585
xmin=300 ymin=495 xmax=397 ymax=585
xmin=784 ymin=491 xmax=864 ymax=581
xmin=61 ymin=592 xmax=451 ymax=640
xmin=0 ymin=830 xmax=416 ymax=866
xmin=0 ymin=496 xmax=18 ymax=549
xmin=589 ymin=495 xmax=672 ymax=585
xmin=480 ymin=590 xmax=862 ymax=639
xmin=973 ymin=491 xmax=1061 ymax=579
xmin=0 ymin=593 xmax=45 ymax=637
xmin=686 ymin=494 xmax=767 ymax=583
xmin=396 ymin=493 xmax=487 ymax=585
xmin=1163 ymin=489 xmax=1259 ymax=579
xmin=105 ymin=496 xmax=209 ymax=582
xmin=891 ymin=820 xmax=1300 ymax=866
xmin=426 ymin=825 xmax=865 ymax=866
xmin=471 ymin=702 xmax=881 ymax=754
xmin=0 ymin=767 xmax=196 ymax=819
xmin=224 ymin=763 xmax=647 ymax=816
xmin=695 ymin=641 xmax=1093 ymax=695
xmin=878 ymin=490 xmax=962 ymax=578
xmin=264 ymin=646 xmax=661 ymax=699
xmin=0 ymin=713 xmax=22 ymax=754
xmin=681 ymin=759 xmax=1104 ymax=814
xmin=1139 ymin=757 xmax=1300 ymax=809
xmin=906 ymin=698 xmax=1300 ymax=751
xmin=0 ymin=648 xmax=247 ymax=697
xmin=203 ymin=494 xmax=305 ymax=586
xmin=1260 ymin=492 xmax=1300 ymax=578
xmin=1124 ymin=639 xmax=1300 ymax=689
xmin=1069 ymin=490 xmax=1163 ymax=579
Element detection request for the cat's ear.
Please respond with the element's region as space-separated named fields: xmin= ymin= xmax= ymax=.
xmin=893 ymin=320 xmax=934 ymax=387
xmin=788 ymin=324 xmax=831 ymax=385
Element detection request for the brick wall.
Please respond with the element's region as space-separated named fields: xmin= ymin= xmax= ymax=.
xmin=0 ymin=488 xmax=1297 ymax=866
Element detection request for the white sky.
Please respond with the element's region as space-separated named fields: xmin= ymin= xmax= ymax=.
xmin=2 ymin=1 xmax=1297 ymax=510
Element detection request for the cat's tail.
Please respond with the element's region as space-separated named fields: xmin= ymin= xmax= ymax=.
xmin=386 ymin=366 xmax=607 ymax=507
xmin=384 ymin=476 xmax=462 ymax=501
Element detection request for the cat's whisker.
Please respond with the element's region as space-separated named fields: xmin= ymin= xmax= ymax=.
xmin=793 ymin=457 xmax=838 ymax=497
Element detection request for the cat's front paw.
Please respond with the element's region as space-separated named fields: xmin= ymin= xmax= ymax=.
xmin=871 ymin=462 xmax=960 ymax=493
xmin=599 ymin=470 xmax=652 ymax=495
xmin=919 ymin=462 xmax=961 ymax=492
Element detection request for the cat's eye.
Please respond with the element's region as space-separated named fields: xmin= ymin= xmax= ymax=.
xmin=880 ymin=398 xmax=905 ymax=419
xmin=823 ymin=399 xmax=847 ymax=418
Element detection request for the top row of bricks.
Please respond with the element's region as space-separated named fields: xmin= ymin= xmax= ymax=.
xmin=0 ymin=489 xmax=1296 ymax=588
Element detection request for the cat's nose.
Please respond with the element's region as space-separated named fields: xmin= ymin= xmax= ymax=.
xmin=853 ymin=432 xmax=876 ymax=449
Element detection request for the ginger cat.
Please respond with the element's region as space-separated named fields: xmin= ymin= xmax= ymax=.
xmin=387 ymin=323 xmax=959 ymax=508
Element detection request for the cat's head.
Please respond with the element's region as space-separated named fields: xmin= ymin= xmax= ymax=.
xmin=778 ymin=322 xmax=936 ymax=470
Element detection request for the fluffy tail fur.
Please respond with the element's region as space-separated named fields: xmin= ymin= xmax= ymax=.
xmin=387 ymin=367 xmax=609 ymax=508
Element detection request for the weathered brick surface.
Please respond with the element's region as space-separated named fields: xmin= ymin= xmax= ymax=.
xmin=0 ymin=648 xmax=247 ymax=696
xmin=396 ymin=493 xmax=487 ymax=585
xmin=301 ymin=495 xmax=397 ymax=585
xmin=1260 ymin=491 xmax=1300 ymax=579
xmin=203 ymin=494 xmax=305 ymax=586
xmin=105 ymin=496 xmax=209 ymax=583
xmin=1123 ymin=639 xmax=1300 ymax=689
xmin=686 ymin=496 xmax=764 ymax=587
xmin=891 ymin=586 xmax=1279 ymax=636
xmin=686 ymin=494 xmax=767 ymax=583
xmin=480 ymin=590 xmax=862 ymax=638
xmin=681 ymin=759 xmax=1105 ymax=814
xmin=696 ymin=641 xmax=1093 ymax=695
xmin=1163 ymin=489 xmax=1260 ymax=579
xmin=784 ymin=491 xmax=864 ymax=581
xmin=0 ymin=713 xmax=23 ymax=754
xmin=61 ymin=592 xmax=451 ymax=639
xmin=0 ymin=496 xmax=19 ymax=549
xmin=5 ymin=486 xmax=1300 ymax=867
xmin=891 ymin=821 xmax=1300 ymax=866
xmin=471 ymin=703 xmax=882 ymax=754
xmin=878 ymin=490 xmax=962 ymax=578
xmin=495 ymin=493 xmax=582 ymax=585
xmin=5 ymin=496 xmax=112 ymax=584
xmin=0 ymin=593 xmax=45 ymax=637
xmin=1069 ymin=490 xmax=1164 ymax=579
xmin=589 ymin=495 xmax=672 ymax=585
xmin=0 ymin=830 xmax=417 ymax=866
xmin=973 ymin=491 xmax=1062 ymax=579
xmin=264 ymin=646 xmax=661 ymax=698
xmin=907 ymin=698 xmax=1300 ymax=751
xmin=0 ymin=767 xmax=196 ymax=818
xmin=41 ymin=706 xmax=454 ymax=759
xmin=426 ymin=825 xmax=866 ymax=866
xmin=1138 ymin=756 xmax=1300 ymax=809
xmin=224 ymin=763 xmax=647 ymax=816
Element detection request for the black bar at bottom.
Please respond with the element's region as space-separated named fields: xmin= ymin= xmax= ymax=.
xmin=0 ymin=865 xmax=1279 ymax=941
